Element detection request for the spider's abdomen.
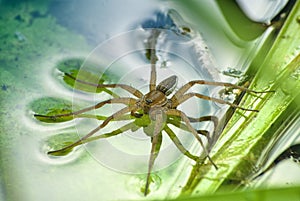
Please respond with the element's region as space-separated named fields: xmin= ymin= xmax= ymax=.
xmin=156 ymin=75 xmax=178 ymax=96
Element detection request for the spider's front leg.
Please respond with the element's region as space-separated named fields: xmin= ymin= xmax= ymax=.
xmin=170 ymin=80 xmax=273 ymax=110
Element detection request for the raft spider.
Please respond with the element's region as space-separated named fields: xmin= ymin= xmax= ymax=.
xmin=35 ymin=63 xmax=269 ymax=196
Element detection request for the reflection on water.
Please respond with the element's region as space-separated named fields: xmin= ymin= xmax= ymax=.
xmin=49 ymin=0 xmax=161 ymax=45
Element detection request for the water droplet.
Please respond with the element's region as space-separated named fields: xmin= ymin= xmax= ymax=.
xmin=222 ymin=68 xmax=243 ymax=78
xmin=219 ymin=88 xmax=237 ymax=102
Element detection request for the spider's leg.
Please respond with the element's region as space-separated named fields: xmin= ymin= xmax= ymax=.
xmin=149 ymin=54 xmax=157 ymax=91
xmin=65 ymin=73 xmax=143 ymax=98
xmin=165 ymin=109 xmax=218 ymax=170
xmin=48 ymin=105 xmax=137 ymax=154
xmin=171 ymin=80 xmax=273 ymax=103
xmin=144 ymin=109 xmax=164 ymax=196
xmin=167 ymin=117 xmax=208 ymax=138
xmin=76 ymin=113 xmax=133 ymax=121
xmin=188 ymin=115 xmax=220 ymax=149
xmin=168 ymin=115 xmax=219 ymax=147
xmin=50 ymin=121 xmax=140 ymax=155
xmin=164 ymin=125 xmax=199 ymax=161
xmin=144 ymin=133 xmax=162 ymax=196
xmin=148 ymin=30 xmax=160 ymax=91
xmin=34 ymin=98 xmax=137 ymax=120
xmin=172 ymin=92 xmax=259 ymax=111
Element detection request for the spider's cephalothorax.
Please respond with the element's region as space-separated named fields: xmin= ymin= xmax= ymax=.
xmin=35 ymin=63 xmax=271 ymax=195
xmin=139 ymin=75 xmax=177 ymax=115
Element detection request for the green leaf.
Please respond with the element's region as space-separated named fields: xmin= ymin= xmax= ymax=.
xmin=56 ymin=58 xmax=119 ymax=95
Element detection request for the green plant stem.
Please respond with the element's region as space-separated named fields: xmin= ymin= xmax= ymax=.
xmin=180 ymin=0 xmax=300 ymax=196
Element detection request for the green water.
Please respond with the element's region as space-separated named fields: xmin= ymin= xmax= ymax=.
xmin=0 ymin=0 xmax=287 ymax=200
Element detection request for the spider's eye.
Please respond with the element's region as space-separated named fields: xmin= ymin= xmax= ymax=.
xmin=146 ymin=99 xmax=153 ymax=104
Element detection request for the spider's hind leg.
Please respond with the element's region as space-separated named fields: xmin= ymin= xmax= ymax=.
xmin=188 ymin=115 xmax=220 ymax=151
xmin=166 ymin=109 xmax=218 ymax=170
xmin=48 ymin=121 xmax=139 ymax=155
xmin=144 ymin=133 xmax=162 ymax=196
xmin=164 ymin=125 xmax=199 ymax=162
xmin=197 ymin=130 xmax=211 ymax=143
xmin=48 ymin=105 xmax=136 ymax=155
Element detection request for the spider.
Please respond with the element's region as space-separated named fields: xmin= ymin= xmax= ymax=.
xmin=35 ymin=63 xmax=269 ymax=196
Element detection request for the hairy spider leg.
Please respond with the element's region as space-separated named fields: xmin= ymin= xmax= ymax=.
xmin=144 ymin=110 xmax=164 ymax=196
xmin=65 ymin=73 xmax=144 ymax=98
xmin=34 ymin=98 xmax=137 ymax=119
xmin=173 ymin=92 xmax=260 ymax=112
xmin=188 ymin=115 xmax=218 ymax=128
xmin=164 ymin=125 xmax=199 ymax=161
xmin=188 ymin=116 xmax=220 ymax=151
xmin=145 ymin=118 xmax=217 ymax=195
xmin=167 ymin=119 xmax=209 ymax=143
xmin=170 ymin=80 xmax=273 ymax=110
xmin=148 ymin=29 xmax=161 ymax=91
xmin=165 ymin=109 xmax=218 ymax=170
xmin=172 ymin=80 xmax=273 ymax=101
xmin=51 ymin=121 xmax=141 ymax=151
xmin=48 ymin=105 xmax=138 ymax=154
xmin=145 ymin=133 xmax=163 ymax=196
xmin=168 ymin=115 xmax=218 ymax=147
